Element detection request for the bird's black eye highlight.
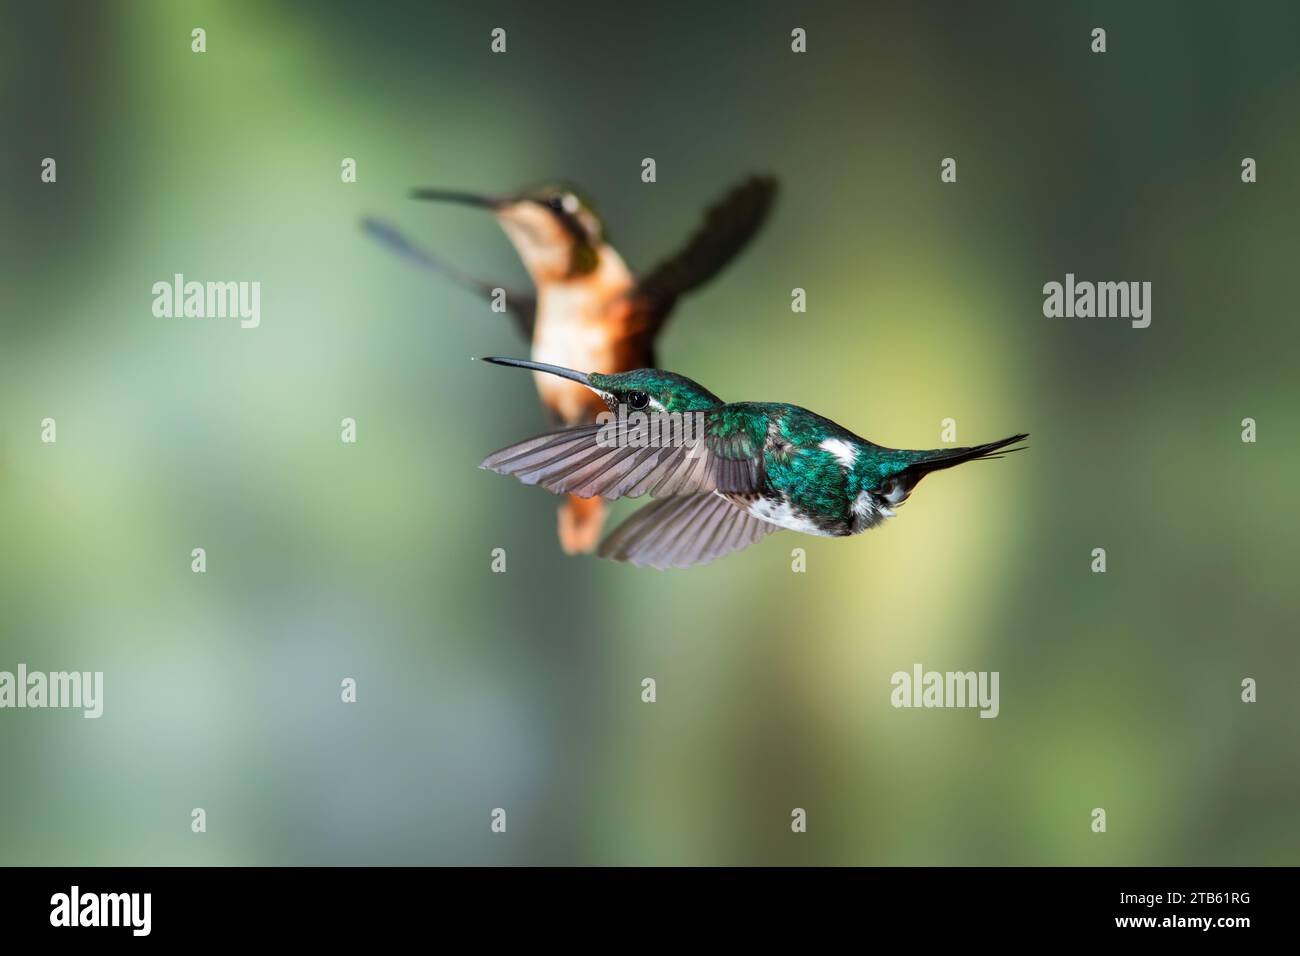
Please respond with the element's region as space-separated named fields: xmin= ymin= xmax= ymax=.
xmin=626 ymin=391 xmax=650 ymax=410
xmin=546 ymin=195 xmax=564 ymax=210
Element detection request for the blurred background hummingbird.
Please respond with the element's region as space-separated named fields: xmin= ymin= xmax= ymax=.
xmin=364 ymin=176 xmax=778 ymax=553
xmin=478 ymin=357 xmax=1028 ymax=569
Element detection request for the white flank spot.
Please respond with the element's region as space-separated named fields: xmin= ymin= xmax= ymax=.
xmin=819 ymin=438 xmax=858 ymax=469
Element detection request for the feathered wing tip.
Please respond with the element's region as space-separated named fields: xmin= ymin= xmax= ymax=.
xmin=633 ymin=175 xmax=779 ymax=323
xmin=479 ymin=423 xmax=605 ymax=486
xmin=361 ymin=218 xmax=536 ymax=336
xmin=598 ymin=493 xmax=779 ymax=570
xmin=902 ymin=433 xmax=1030 ymax=479
xmin=361 ymin=217 xmax=452 ymax=274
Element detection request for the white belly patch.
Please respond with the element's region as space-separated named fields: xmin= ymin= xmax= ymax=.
xmin=744 ymin=495 xmax=834 ymax=536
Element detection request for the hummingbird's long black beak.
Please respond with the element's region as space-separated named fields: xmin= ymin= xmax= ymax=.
xmin=481 ymin=356 xmax=591 ymax=386
xmin=409 ymin=188 xmax=505 ymax=209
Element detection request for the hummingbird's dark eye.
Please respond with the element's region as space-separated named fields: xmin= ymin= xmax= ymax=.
xmin=626 ymin=391 xmax=650 ymax=410
xmin=546 ymin=195 xmax=564 ymax=211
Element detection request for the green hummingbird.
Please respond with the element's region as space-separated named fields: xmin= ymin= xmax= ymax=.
xmin=478 ymin=357 xmax=1029 ymax=569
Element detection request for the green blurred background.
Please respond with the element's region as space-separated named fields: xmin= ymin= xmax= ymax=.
xmin=2 ymin=0 xmax=1297 ymax=865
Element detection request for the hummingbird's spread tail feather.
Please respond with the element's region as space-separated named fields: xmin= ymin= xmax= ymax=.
xmin=598 ymin=492 xmax=779 ymax=570
xmin=897 ymin=433 xmax=1030 ymax=482
xmin=558 ymin=494 xmax=605 ymax=554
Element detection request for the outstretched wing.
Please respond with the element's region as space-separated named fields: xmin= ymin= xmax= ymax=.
xmin=598 ymin=492 xmax=780 ymax=569
xmin=480 ymin=412 xmax=764 ymax=501
xmin=362 ymin=217 xmax=536 ymax=337
xmin=632 ymin=175 xmax=778 ymax=329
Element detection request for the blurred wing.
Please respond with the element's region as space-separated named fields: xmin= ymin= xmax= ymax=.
xmin=632 ymin=175 xmax=778 ymax=327
xmin=361 ymin=217 xmax=536 ymax=336
xmin=480 ymin=413 xmax=762 ymax=500
xmin=598 ymin=492 xmax=779 ymax=569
